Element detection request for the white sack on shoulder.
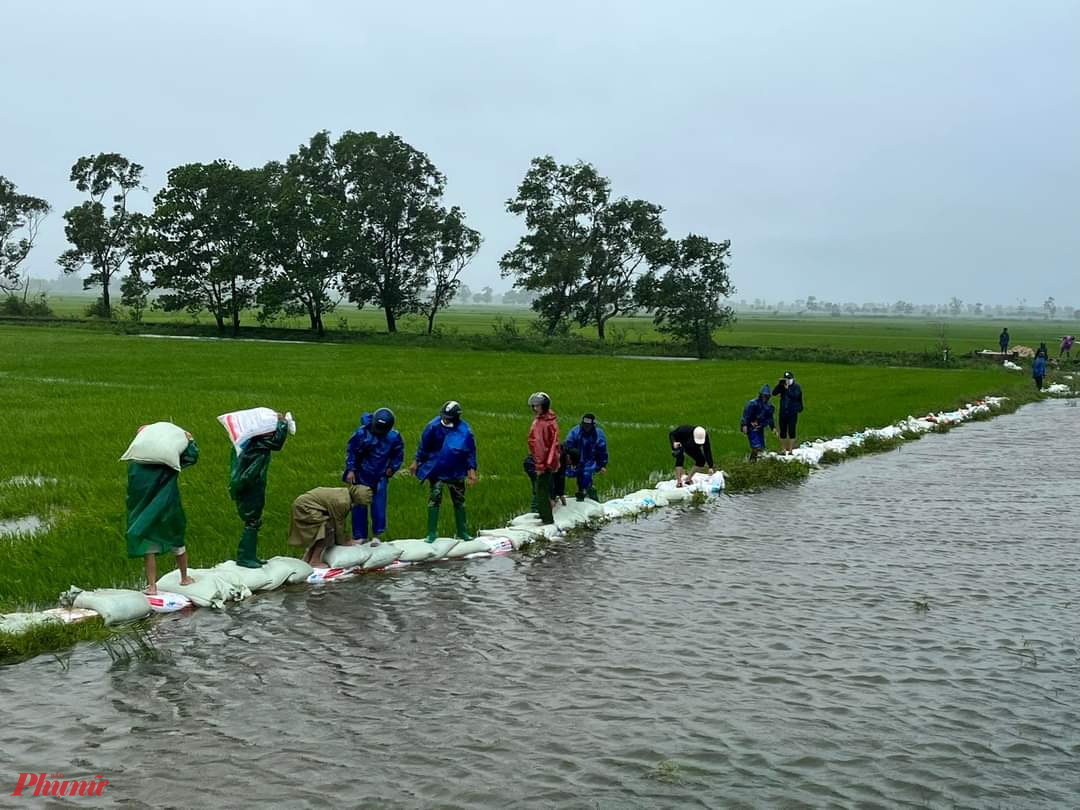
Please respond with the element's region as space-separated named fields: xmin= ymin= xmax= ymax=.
xmin=119 ymin=422 xmax=190 ymax=470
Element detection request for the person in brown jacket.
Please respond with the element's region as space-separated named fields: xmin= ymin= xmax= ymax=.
xmin=288 ymin=484 xmax=373 ymax=567
xmin=527 ymin=391 xmax=560 ymax=525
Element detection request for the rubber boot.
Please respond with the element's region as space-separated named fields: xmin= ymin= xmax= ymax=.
xmin=586 ymin=486 xmax=598 ymax=501
xmin=236 ymin=526 xmax=263 ymax=568
xmin=426 ymin=505 xmax=440 ymax=543
xmin=453 ymin=505 xmax=473 ymax=541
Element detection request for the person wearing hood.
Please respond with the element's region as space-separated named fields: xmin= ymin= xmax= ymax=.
xmin=343 ymin=407 xmax=404 ymax=544
xmin=1060 ymin=335 xmax=1074 ymax=360
xmin=1034 ymin=342 xmax=1049 ymax=360
xmin=288 ymin=484 xmax=373 ymax=568
xmin=563 ymin=413 xmax=609 ymax=501
xmin=527 ymin=392 xmax=561 ymax=525
xmin=409 ymin=400 xmax=478 ymax=542
xmin=771 ymin=371 xmax=804 ymax=455
xmin=741 ymin=385 xmax=776 ymax=461
xmin=669 ymin=424 xmax=714 ymax=487
xmin=1033 ymin=353 xmax=1047 ymax=390
xmin=229 ymin=413 xmax=290 ymax=568
xmin=999 ymin=328 xmax=1010 ymax=358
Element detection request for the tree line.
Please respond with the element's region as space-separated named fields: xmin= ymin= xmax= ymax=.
xmin=1 ymin=131 xmax=736 ymax=352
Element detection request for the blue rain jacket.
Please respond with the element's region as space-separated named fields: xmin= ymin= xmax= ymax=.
xmin=343 ymin=412 xmax=405 ymax=488
xmin=414 ymin=418 xmax=478 ymax=482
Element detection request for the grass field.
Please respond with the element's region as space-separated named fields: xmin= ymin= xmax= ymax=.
xmin=37 ymin=294 xmax=1079 ymax=356
xmin=0 ymin=324 xmax=1046 ymax=611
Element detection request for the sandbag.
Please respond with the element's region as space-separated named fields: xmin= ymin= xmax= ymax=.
xmin=119 ymin=422 xmax=190 ymax=471
xmin=388 ymin=540 xmax=440 ymax=563
xmin=509 ymin=514 xmax=544 ymax=528
xmin=479 ymin=536 xmax=516 ymax=554
xmin=156 ymin=569 xmax=233 ymax=608
xmin=213 ymin=561 xmax=273 ymax=593
xmin=323 ymin=543 xmax=373 ymax=569
xmin=0 ymin=611 xmax=63 ymax=634
xmin=360 ymin=545 xmax=403 ymax=570
xmin=479 ymin=528 xmax=533 ymax=549
xmin=657 ymin=486 xmax=692 ymax=502
xmin=625 ymin=489 xmax=669 ymax=508
xmin=217 ymin=407 xmax=295 ymax=453
xmin=146 ymin=592 xmax=192 ymax=613
xmin=445 ymin=538 xmax=493 ymax=558
xmin=261 ymin=556 xmax=314 ymax=588
xmin=427 ymin=538 xmax=460 ymax=559
xmin=72 ymin=589 xmax=152 ymax=625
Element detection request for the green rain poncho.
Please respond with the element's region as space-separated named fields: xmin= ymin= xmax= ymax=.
xmin=229 ymin=420 xmax=289 ymax=523
xmin=126 ymin=440 xmax=199 ymax=557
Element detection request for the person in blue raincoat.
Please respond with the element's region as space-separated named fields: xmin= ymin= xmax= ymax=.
xmin=740 ymin=384 xmax=776 ymax=462
xmin=343 ymin=407 xmax=404 ymax=544
xmin=1032 ymin=354 xmax=1047 ymax=390
xmin=408 ymin=400 xmax=478 ymax=542
xmin=563 ymin=413 xmax=609 ymax=501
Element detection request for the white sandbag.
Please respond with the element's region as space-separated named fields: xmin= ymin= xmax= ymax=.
xmin=156 ymin=569 xmax=232 ymax=609
xmin=657 ymin=486 xmax=693 ymax=502
xmin=624 ymin=489 xmax=669 ymax=508
xmin=306 ymin=566 xmax=359 ymax=584
xmin=119 ymin=422 xmax=190 ymax=471
xmin=213 ymin=560 xmax=273 ymax=594
xmin=446 ymin=538 xmax=493 ymax=558
xmin=428 ymin=538 xmax=460 ymax=559
xmin=360 ymin=545 xmax=402 ymax=570
xmin=217 ymin=407 xmax=284 ymax=453
xmin=479 ymin=536 xmax=516 ymax=554
xmin=387 ymin=540 xmax=439 ymax=563
xmin=262 ymin=556 xmax=314 ymax=588
xmin=553 ymin=511 xmax=586 ymax=532
xmin=602 ymin=499 xmax=638 ymax=519
xmin=72 ymin=589 xmax=152 ymax=625
xmin=1003 ymin=360 xmax=1022 ymax=371
xmin=479 ymin=528 xmax=533 ymax=549
xmin=323 ymin=544 xmax=373 ymax=569
xmin=146 ymin=592 xmax=192 ymax=612
xmin=510 ymin=514 xmax=544 ymax=528
xmin=0 ymin=611 xmax=63 ymax=634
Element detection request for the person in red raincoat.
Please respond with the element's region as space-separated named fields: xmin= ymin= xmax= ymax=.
xmin=527 ymin=392 xmax=560 ymax=525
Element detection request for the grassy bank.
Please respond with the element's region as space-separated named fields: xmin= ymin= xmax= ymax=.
xmin=0 ymin=324 xmax=1046 ymax=617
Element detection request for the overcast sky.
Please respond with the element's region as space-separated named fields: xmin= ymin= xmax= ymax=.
xmin=3 ymin=0 xmax=1078 ymax=305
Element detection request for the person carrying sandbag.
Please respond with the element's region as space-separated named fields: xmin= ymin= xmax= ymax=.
xmin=343 ymin=407 xmax=404 ymax=544
xmin=122 ymin=423 xmax=199 ymax=594
xmin=527 ymin=392 xmax=561 ymax=525
xmin=408 ymin=400 xmax=478 ymax=543
xmin=288 ymin=485 xmax=373 ymax=568
xmin=229 ymin=413 xmax=290 ymax=568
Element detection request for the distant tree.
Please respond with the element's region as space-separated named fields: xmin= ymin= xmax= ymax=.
xmin=973 ymin=302 xmax=983 ymax=316
xmin=457 ymin=284 xmax=473 ymax=304
xmin=501 ymin=156 xmax=667 ymax=339
xmin=1044 ymin=296 xmax=1056 ymax=319
xmin=120 ymin=262 xmax=151 ymax=322
xmin=635 ymin=234 xmax=735 ymax=357
xmin=806 ymin=295 xmax=818 ymax=311
xmin=892 ymin=300 xmax=914 ymax=315
xmin=257 ymin=156 xmax=345 ymax=335
xmin=0 ymin=176 xmax=51 ymax=293
xmin=417 ymin=206 xmax=482 ymax=334
xmin=948 ymin=296 xmax=963 ymax=316
xmin=476 ymin=285 xmax=493 ymax=304
xmin=57 ymin=154 xmax=144 ymax=317
xmin=136 ymin=161 xmax=265 ymax=335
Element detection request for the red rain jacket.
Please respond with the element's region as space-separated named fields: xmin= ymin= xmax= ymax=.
xmin=528 ymin=410 xmax=561 ymax=473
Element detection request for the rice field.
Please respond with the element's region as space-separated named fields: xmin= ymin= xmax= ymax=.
xmin=0 ymin=324 xmax=1042 ymax=609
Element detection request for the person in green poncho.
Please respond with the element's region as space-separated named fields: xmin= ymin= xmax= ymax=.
xmin=126 ymin=433 xmax=199 ymax=595
xmin=230 ymin=415 xmax=289 ymax=568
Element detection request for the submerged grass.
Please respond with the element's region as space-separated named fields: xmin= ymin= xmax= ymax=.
xmin=0 ymin=325 xmax=1042 ymax=617
xmin=0 ymin=617 xmax=111 ymax=665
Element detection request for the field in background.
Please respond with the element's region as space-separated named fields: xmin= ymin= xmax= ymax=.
xmin=0 ymin=325 xmax=1040 ymax=609
xmin=38 ymin=294 xmax=1078 ymax=356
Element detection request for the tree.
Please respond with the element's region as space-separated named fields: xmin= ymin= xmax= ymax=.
xmin=500 ymin=156 xmax=668 ymax=339
xmin=948 ymin=296 xmax=963 ymax=316
xmin=332 ymin=131 xmax=451 ymax=333
xmin=257 ymin=155 xmax=345 ymax=335
xmin=476 ymin=285 xmax=493 ymax=304
xmin=417 ymin=207 xmax=482 ymax=334
xmin=1044 ymin=296 xmax=1056 ymax=319
xmin=0 ymin=176 xmax=51 ymax=293
xmin=635 ymin=235 xmax=735 ymax=357
xmin=136 ymin=161 xmax=265 ymax=335
xmin=57 ymin=154 xmax=144 ymax=317
xmin=120 ymin=263 xmax=151 ymax=322
xmin=457 ymin=284 xmax=473 ymax=304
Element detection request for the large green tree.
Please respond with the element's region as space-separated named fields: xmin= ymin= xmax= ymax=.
xmin=256 ymin=149 xmax=346 ymax=335
xmin=417 ymin=206 xmax=482 ymax=334
xmin=57 ymin=154 xmax=144 ymax=317
xmin=0 ymin=176 xmax=51 ymax=293
xmin=635 ymin=234 xmax=735 ymax=357
xmin=500 ymin=156 xmax=668 ymax=339
xmin=335 ymin=130 xmax=450 ymax=333
xmin=135 ymin=161 xmax=265 ymax=334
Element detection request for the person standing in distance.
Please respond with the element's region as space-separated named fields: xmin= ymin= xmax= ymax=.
xmin=771 ymin=371 xmax=804 ymax=455
xmin=527 ymin=392 xmax=561 ymax=525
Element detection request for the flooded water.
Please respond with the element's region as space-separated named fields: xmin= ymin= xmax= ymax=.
xmin=2 ymin=400 xmax=1079 ymax=808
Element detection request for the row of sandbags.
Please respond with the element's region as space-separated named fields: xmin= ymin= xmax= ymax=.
xmin=776 ymin=397 xmax=1008 ymax=466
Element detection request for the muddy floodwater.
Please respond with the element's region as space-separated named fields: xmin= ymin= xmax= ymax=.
xmin=2 ymin=400 xmax=1078 ymax=808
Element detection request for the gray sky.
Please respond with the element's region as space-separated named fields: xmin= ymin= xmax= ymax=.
xmin=3 ymin=0 xmax=1078 ymax=305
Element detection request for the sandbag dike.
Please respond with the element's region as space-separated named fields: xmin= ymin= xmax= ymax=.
xmin=2 ymin=388 xmax=1075 ymax=640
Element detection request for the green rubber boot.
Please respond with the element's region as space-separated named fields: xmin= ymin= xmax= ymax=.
xmin=426 ymin=505 xmax=440 ymax=543
xmin=586 ymin=486 xmax=599 ymax=501
xmin=236 ymin=526 xmax=263 ymax=568
xmin=453 ymin=505 xmax=473 ymax=541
